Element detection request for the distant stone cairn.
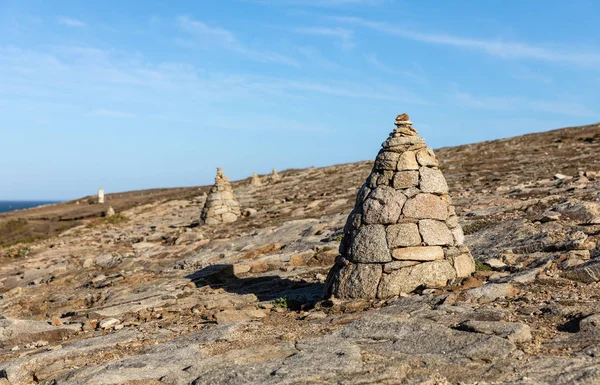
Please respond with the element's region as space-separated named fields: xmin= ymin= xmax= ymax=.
xmin=98 ymin=189 xmax=105 ymax=204
xmin=250 ymin=172 xmax=262 ymax=187
xmin=106 ymin=206 xmax=115 ymax=217
xmin=200 ymin=167 xmax=242 ymax=225
xmin=324 ymin=114 xmax=475 ymax=299
xmin=271 ymin=168 xmax=281 ymax=182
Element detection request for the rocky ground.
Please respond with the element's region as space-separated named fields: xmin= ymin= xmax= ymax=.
xmin=1 ymin=123 xmax=600 ymax=384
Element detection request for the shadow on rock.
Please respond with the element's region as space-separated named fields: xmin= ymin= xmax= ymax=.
xmin=185 ymin=264 xmax=324 ymax=307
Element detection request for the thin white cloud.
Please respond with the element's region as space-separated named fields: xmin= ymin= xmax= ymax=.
xmin=453 ymin=91 xmax=597 ymax=118
xmin=364 ymin=53 xmax=429 ymax=84
xmin=0 ymin=44 xmax=425 ymax=133
xmin=511 ymin=66 xmax=553 ymax=84
xmin=292 ymin=27 xmax=354 ymax=49
xmin=333 ymin=16 xmax=600 ymax=66
xmin=57 ymin=16 xmax=86 ymax=28
xmin=177 ymin=16 xmax=298 ymax=67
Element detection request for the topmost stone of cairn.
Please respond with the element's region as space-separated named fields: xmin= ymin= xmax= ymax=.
xmin=324 ymin=114 xmax=475 ymax=300
xmin=200 ymin=167 xmax=241 ymax=225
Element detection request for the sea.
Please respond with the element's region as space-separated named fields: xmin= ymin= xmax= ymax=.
xmin=0 ymin=201 xmax=60 ymax=214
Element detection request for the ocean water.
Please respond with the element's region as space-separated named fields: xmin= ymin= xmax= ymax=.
xmin=0 ymin=201 xmax=59 ymax=214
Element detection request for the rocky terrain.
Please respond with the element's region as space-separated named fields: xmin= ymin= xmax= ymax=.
xmin=1 ymin=122 xmax=600 ymax=384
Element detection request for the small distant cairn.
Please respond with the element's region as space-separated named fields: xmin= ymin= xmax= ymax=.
xmin=106 ymin=206 xmax=115 ymax=217
xmin=324 ymin=113 xmax=475 ymax=299
xmin=200 ymin=167 xmax=241 ymax=225
xmin=98 ymin=189 xmax=105 ymax=204
xmin=271 ymin=168 xmax=281 ymax=182
xmin=250 ymin=172 xmax=262 ymax=187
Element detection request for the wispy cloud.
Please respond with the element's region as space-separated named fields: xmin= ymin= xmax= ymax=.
xmin=511 ymin=66 xmax=553 ymax=84
xmin=176 ymin=16 xmax=298 ymax=67
xmin=0 ymin=44 xmax=425 ymax=134
xmin=364 ymin=53 xmax=429 ymax=84
xmin=453 ymin=91 xmax=597 ymax=118
xmin=292 ymin=27 xmax=354 ymax=49
xmin=57 ymin=16 xmax=86 ymax=28
xmin=333 ymin=16 xmax=600 ymax=66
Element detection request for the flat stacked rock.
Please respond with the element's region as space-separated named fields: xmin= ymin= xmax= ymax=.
xmin=250 ymin=172 xmax=262 ymax=187
xmin=200 ymin=168 xmax=242 ymax=225
xmin=324 ymin=114 xmax=475 ymax=299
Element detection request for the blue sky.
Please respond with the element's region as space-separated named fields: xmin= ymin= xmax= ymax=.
xmin=1 ymin=0 xmax=600 ymax=200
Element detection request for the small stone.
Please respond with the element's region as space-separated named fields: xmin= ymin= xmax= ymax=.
xmin=386 ymin=223 xmax=421 ymax=248
xmin=305 ymin=311 xmax=327 ymax=321
xmin=391 ymin=246 xmax=444 ymax=261
xmin=403 ymin=194 xmax=449 ymax=220
xmin=419 ymin=167 xmax=449 ymax=194
xmin=396 ymin=113 xmax=410 ymax=121
xmin=328 ymin=263 xmax=382 ymax=299
xmin=215 ymin=309 xmax=267 ymax=324
xmin=348 ymin=225 xmax=392 ymax=263
xmin=383 ymin=136 xmax=425 ymax=148
xmin=392 ymin=171 xmax=419 ymax=189
xmin=452 ymin=226 xmax=466 ymax=245
xmin=464 ymin=283 xmax=517 ymax=303
xmin=446 ymin=216 xmax=459 ymax=229
xmin=362 ymin=186 xmax=407 ymax=225
xmin=416 ymin=147 xmax=439 ymax=167
xmin=375 ymin=151 xmax=400 ymax=170
xmin=453 ymin=254 xmax=476 ymax=277
xmin=244 ymin=208 xmax=258 ymax=217
xmin=419 ymin=219 xmax=454 ymax=246
xmin=377 ymin=260 xmax=456 ymax=297
xmin=231 ymin=264 xmax=251 ymax=275
xmin=485 ymin=258 xmax=507 ymax=269
xmin=51 ymin=317 xmax=63 ymax=326
xmin=99 ymin=318 xmax=120 ymax=329
xmin=396 ymin=151 xmax=419 ymax=171
xmin=383 ymin=260 xmax=420 ymax=273
xmin=553 ymin=173 xmax=571 ymax=180
xmin=580 ymin=314 xmax=600 ymax=332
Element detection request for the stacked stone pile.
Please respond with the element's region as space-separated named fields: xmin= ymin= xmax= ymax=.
xmin=200 ymin=168 xmax=242 ymax=225
xmin=250 ymin=172 xmax=262 ymax=187
xmin=271 ymin=168 xmax=281 ymax=182
xmin=325 ymin=114 xmax=475 ymax=299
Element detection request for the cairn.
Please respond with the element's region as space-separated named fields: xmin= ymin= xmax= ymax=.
xmin=106 ymin=206 xmax=115 ymax=217
xmin=250 ymin=172 xmax=262 ymax=187
xmin=324 ymin=114 xmax=475 ymax=299
xmin=200 ymin=168 xmax=241 ymax=225
xmin=271 ymin=168 xmax=281 ymax=182
xmin=98 ymin=189 xmax=105 ymax=204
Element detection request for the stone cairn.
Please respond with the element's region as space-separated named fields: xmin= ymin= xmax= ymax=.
xmin=98 ymin=189 xmax=105 ymax=204
xmin=271 ymin=168 xmax=281 ymax=182
xmin=106 ymin=206 xmax=115 ymax=217
xmin=324 ymin=114 xmax=475 ymax=299
xmin=250 ymin=172 xmax=262 ymax=187
xmin=200 ymin=168 xmax=242 ymax=225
